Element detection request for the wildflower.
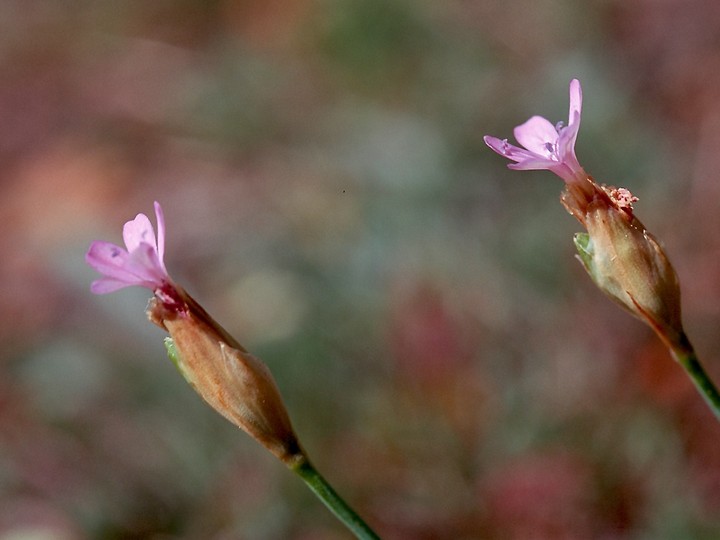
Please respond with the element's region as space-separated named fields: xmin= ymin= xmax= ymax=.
xmin=86 ymin=203 xmax=303 ymax=464
xmin=484 ymin=79 xmax=685 ymax=350
xmin=86 ymin=201 xmax=169 ymax=294
xmin=484 ymin=79 xmax=584 ymax=184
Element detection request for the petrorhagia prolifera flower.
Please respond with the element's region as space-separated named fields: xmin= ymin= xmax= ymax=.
xmin=86 ymin=202 xmax=303 ymax=464
xmin=484 ymin=79 xmax=684 ymax=350
xmin=86 ymin=202 xmax=381 ymax=537
xmin=484 ymin=79 xmax=720 ymax=422
xmin=484 ymin=79 xmax=584 ymax=184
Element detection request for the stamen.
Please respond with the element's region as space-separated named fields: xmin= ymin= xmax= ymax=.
xmin=501 ymin=139 xmax=510 ymax=155
xmin=155 ymin=282 xmax=187 ymax=314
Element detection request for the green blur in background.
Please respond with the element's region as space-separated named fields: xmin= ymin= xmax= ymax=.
xmin=2 ymin=0 xmax=720 ymax=538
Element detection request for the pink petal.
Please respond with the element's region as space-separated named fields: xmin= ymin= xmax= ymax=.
xmin=484 ymin=79 xmax=586 ymax=184
xmin=508 ymin=158 xmax=561 ymax=171
xmin=86 ymin=203 xmax=174 ymax=295
xmin=124 ymin=243 xmax=167 ymax=284
xmin=513 ymin=116 xmax=558 ymax=155
xmin=85 ymin=241 xmax=142 ymax=283
xmin=86 ymin=240 xmax=167 ymax=290
xmin=483 ymin=135 xmax=507 ymax=155
xmin=557 ymin=119 xmax=580 ymax=163
xmin=123 ymin=213 xmax=157 ymax=253
xmin=568 ymin=79 xmax=582 ymax=127
xmin=484 ymin=136 xmax=545 ymax=163
xmin=91 ymin=277 xmax=139 ymax=294
xmin=154 ymin=201 xmax=166 ymax=269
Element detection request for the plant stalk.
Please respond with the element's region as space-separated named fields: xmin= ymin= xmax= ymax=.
xmin=671 ymin=333 xmax=720 ymax=422
xmin=291 ymin=457 xmax=381 ymax=540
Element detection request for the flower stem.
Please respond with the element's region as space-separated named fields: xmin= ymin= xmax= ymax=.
xmin=290 ymin=457 xmax=381 ymax=540
xmin=671 ymin=333 xmax=720 ymax=422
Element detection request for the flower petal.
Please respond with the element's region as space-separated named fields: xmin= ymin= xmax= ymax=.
xmin=154 ymin=201 xmax=166 ymax=270
xmin=557 ymin=118 xmax=581 ymax=166
xmin=86 ymin=240 xmax=167 ymax=291
xmin=86 ymin=241 xmax=142 ymax=283
xmin=484 ymin=136 xmax=545 ymax=164
xmin=124 ymin=243 xmax=167 ymax=285
xmin=513 ymin=116 xmax=558 ymax=156
xmin=568 ymin=79 xmax=582 ymax=128
xmin=91 ymin=277 xmax=138 ymax=294
xmin=483 ymin=135 xmax=508 ymax=155
xmin=123 ymin=213 xmax=157 ymax=253
xmin=86 ymin=203 xmax=173 ymax=295
xmin=484 ymin=79 xmax=587 ymax=184
xmin=508 ymin=158 xmax=562 ymax=171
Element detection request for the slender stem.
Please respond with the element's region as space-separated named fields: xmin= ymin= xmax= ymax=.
xmin=671 ymin=333 xmax=720 ymax=422
xmin=291 ymin=457 xmax=381 ymax=540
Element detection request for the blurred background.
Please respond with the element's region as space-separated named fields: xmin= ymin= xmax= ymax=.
xmin=3 ymin=0 xmax=720 ymax=538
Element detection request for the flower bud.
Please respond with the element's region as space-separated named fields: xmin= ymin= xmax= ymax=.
xmin=571 ymin=191 xmax=684 ymax=349
xmin=148 ymin=292 xmax=304 ymax=466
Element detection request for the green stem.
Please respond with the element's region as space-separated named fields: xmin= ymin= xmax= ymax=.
xmin=291 ymin=457 xmax=381 ymax=540
xmin=671 ymin=334 xmax=720 ymax=422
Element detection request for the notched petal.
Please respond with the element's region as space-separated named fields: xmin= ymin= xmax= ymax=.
xmin=568 ymin=79 xmax=583 ymax=124
xmin=508 ymin=158 xmax=559 ymax=171
xmin=85 ymin=242 xmax=140 ymax=282
xmin=123 ymin=213 xmax=157 ymax=253
xmin=513 ymin=116 xmax=558 ymax=155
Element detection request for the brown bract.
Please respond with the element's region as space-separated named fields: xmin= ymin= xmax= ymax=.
xmin=147 ymin=290 xmax=304 ymax=466
xmin=563 ymin=176 xmax=685 ymax=350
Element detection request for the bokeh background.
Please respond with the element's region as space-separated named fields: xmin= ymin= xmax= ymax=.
xmin=3 ymin=0 xmax=720 ymax=538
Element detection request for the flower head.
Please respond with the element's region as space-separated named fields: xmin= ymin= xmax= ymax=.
xmin=484 ymin=79 xmax=584 ymax=184
xmin=484 ymin=78 xmax=687 ymax=350
xmin=86 ymin=201 xmax=304 ymax=464
xmin=86 ymin=201 xmax=170 ymax=294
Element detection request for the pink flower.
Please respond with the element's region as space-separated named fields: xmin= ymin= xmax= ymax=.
xmin=86 ymin=201 xmax=170 ymax=294
xmin=86 ymin=203 xmax=306 ymax=466
xmin=484 ymin=79 xmax=585 ymax=184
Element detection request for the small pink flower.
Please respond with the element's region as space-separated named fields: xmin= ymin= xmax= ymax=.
xmin=86 ymin=201 xmax=170 ymax=294
xmin=484 ymin=79 xmax=585 ymax=184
